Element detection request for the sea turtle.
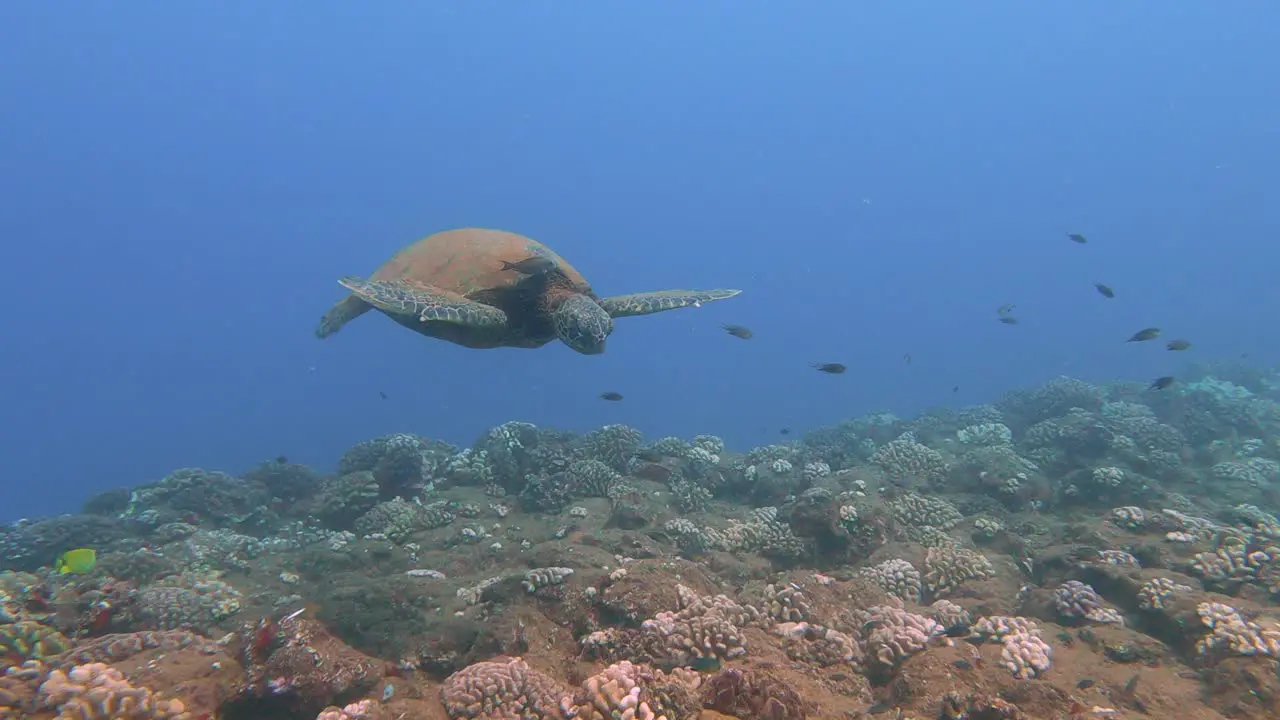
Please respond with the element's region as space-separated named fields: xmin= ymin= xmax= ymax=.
xmin=315 ymin=228 xmax=741 ymax=355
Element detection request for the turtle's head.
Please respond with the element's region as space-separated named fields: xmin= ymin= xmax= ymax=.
xmin=553 ymin=294 xmax=613 ymax=355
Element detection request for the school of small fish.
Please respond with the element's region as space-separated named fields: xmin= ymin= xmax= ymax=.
xmin=488 ymin=231 xmax=1196 ymax=405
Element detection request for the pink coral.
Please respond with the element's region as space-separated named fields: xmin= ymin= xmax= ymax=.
xmin=441 ymin=656 xmax=572 ymax=720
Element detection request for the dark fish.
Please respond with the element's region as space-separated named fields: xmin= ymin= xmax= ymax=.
xmin=687 ymin=656 xmax=721 ymax=673
xmin=1127 ymin=327 xmax=1160 ymax=342
xmin=379 ymin=391 xmax=388 ymax=400
xmin=1094 ymin=282 xmax=1114 ymax=298
xmin=998 ymin=316 xmax=1019 ymax=325
xmin=500 ymin=256 xmax=557 ymax=275
xmin=903 ymin=353 xmax=912 ymax=364
xmin=653 ymin=655 xmax=720 ymax=674
xmin=952 ymin=386 xmax=959 ymax=393
xmin=599 ymin=392 xmax=624 ymax=401
xmin=997 ymin=303 xmax=1016 ymax=315
xmin=951 ymin=659 xmax=973 ymax=671
xmin=1166 ymin=339 xmax=1191 ymax=351
xmin=1077 ymin=679 xmax=1095 ymax=690
xmin=634 ymin=448 xmax=663 ymax=462
xmin=813 ymin=363 xmax=846 ymax=374
xmin=274 ymin=456 xmax=288 ymax=464
xmin=1067 ymin=232 xmax=1087 ymax=244
xmin=779 ymin=428 xmax=790 ymax=435
xmin=722 ymin=324 xmax=753 ymax=339
xmin=1150 ymin=376 xmax=1176 ymax=390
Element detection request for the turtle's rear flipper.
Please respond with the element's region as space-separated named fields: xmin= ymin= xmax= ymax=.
xmin=599 ymin=289 xmax=741 ymax=318
xmin=338 ymin=276 xmax=509 ymax=328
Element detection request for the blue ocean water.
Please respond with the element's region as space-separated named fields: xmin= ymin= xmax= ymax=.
xmin=1 ymin=3 xmax=1276 ymax=522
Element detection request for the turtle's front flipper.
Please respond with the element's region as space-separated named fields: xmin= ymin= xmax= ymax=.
xmin=337 ymin=276 xmax=509 ymax=327
xmin=316 ymin=295 xmax=373 ymax=338
xmin=599 ymin=289 xmax=741 ymax=318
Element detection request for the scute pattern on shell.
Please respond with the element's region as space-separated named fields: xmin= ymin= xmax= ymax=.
xmin=371 ymin=228 xmax=591 ymax=300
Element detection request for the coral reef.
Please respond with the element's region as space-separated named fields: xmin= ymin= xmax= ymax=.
xmin=2 ymin=369 xmax=1280 ymax=719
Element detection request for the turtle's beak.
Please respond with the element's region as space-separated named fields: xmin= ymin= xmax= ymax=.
xmin=567 ymin=323 xmax=609 ymax=355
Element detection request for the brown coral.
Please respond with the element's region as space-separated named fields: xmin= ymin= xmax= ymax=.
xmin=701 ymin=668 xmax=809 ymax=720
xmin=0 ymin=621 xmax=71 ymax=670
xmin=249 ymin=618 xmax=383 ymax=715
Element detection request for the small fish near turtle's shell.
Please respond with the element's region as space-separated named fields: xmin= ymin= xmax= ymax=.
xmin=375 ymin=229 xmax=588 ymax=325
xmin=500 ymin=256 xmax=559 ymax=275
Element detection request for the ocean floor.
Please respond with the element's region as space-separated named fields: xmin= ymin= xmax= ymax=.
xmin=3 ymin=369 xmax=1280 ymax=719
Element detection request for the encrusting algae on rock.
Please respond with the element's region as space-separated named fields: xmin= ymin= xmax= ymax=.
xmin=2 ymin=367 xmax=1280 ymax=718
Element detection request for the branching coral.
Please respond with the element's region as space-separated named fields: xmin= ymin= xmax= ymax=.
xmin=1191 ymin=543 xmax=1278 ymax=588
xmin=37 ymin=662 xmax=189 ymax=719
xmin=855 ymin=605 xmax=942 ymax=669
xmin=572 ymin=660 xmax=700 ymax=720
xmin=923 ymin=546 xmax=996 ymax=599
xmin=1137 ymin=577 xmax=1192 ymax=611
xmin=1052 ymin=581 xmax=1123 ymax=625
xmin=871 ymin=435 xmax=949 ymax=486
xmin=638 ymin=585 xmax=759 ymax=664
xmin=1195 ymin=602 xmax=1280 ymax=659
xmin=0 ymin=621 xmax=71 ymax=670
xmin=353 ymin=498 xmax=455 ymax=541
xmin=859 ymin=558 xmax=922 ymax=603
xmin=773 ymin=622 xmax=862 ymax=666
xmin=890 ymin=493 xmax=964 ymax=540
xmin=441 ymin=657 xmax=572 ymax=720
xmin=971 ymin=616 xmax=1052 ymax=679
xmin=700 ymin=508 xmax=807 ymax=561
xmin=580 ymin=425 xmax=644 ymax=474
xmin=566 ymin=459 xmax=620 ymax=498
xmin=522 ymin=567 xmax=574 ymax=594
xmin=315 ymin=699 xmax=387 ymax=720
xmin=760 ymin=583 xmax=810 ymax=623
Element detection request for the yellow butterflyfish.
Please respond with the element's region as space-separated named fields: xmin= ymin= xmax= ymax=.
xmin=53 ymin=548 xmax=96 ymax=575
